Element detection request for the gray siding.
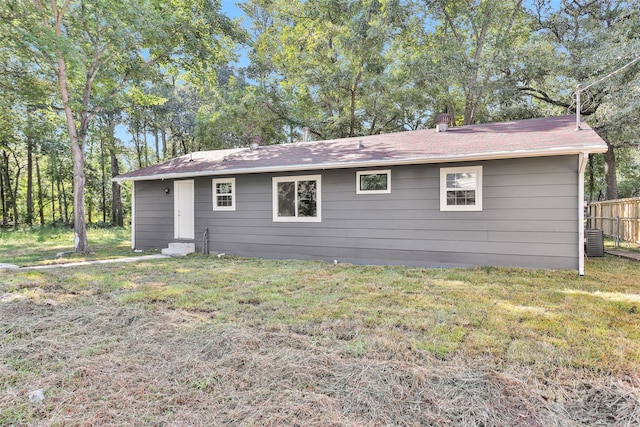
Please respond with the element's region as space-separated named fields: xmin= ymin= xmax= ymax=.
xmin=134 ymin=155 xmax=580 ymax=270
xmin=134 ymin=180 xmax=174 ymax=248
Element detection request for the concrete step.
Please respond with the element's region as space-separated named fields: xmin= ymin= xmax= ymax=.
xmin=161 ymin=242 xmax=195 ymax=257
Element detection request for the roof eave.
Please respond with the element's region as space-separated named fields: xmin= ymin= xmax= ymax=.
xmin=113 ymin=145 xmax=609 ymax=182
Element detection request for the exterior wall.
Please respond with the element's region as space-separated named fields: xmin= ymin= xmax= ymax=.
xmin=134 ymin=180 xmax=175 ymax=249
xmin=134 ymin=155 xmax=579 ymax=270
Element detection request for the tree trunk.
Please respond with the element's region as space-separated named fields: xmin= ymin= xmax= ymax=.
xmin=51 ymin=179 xmax=56 ymax=224
xmin=26 ymin=110 xmax=34 ymax=225
xmin=1 ymin=150 xmax=17 ymax=227
xmin=56 ymin=172 xmax=64 ymax=223
xmin=171 ymin=132 xmax=177 ymax=158
xmin=135 ymin=128 xmax=143 ymax=169
xmin=162 ymin=128 xmax=167 ymax=159
xmin=9 ymin=151 xmax=20 ymax=228
xmin=36 ymin=154 xmax=45 ymax=225
xmin=604 ymin=142 xmax=618 ymax=200
xmin=0 ymin=151 xmax=8 ymax=226
xmin=61 ymin=168 xmax=69 ymax=223
xmin=0 ymin=169 xmax=4 ymax=226
xmin=57 ymin=163 xmax=70 ymax=224
xmin=587 ymin=155 xmax=595 ymax=202
xmin=100 ymin=131 xmax=107 ymax=223
xmin=56 ymin=44 xmax=89 ymax=251
xmin=154 ymin=127 xmax=160 ymax=162
xmin=110 ymin=149 xmax=123 ymax=226
xmin=71 ymin=139 xmax=88 ymax=248
xmin=594 ymin=126 xmax=618 ymax=201
xmin=103 ymin=113 xmax=123 ymax=226
xmin=143 ymin=124 xmax=149 ymax=166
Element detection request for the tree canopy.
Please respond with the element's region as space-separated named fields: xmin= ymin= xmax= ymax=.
xmin=0 ymin=0 xmax=638 ymax=234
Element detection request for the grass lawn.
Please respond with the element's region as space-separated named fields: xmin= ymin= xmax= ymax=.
xmin=1 ymin=229 xmax=639 ymax=425
xmin=605 ymin=237 xmax=640 ymax=254
xmin=0 ymin=226 xmax=148 ymax=267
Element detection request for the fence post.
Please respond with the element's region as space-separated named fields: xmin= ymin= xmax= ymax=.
xmin=616 ymin=216 xmax=621 ymax=248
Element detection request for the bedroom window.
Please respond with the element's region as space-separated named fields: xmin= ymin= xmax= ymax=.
xmin=440 ymin=166 xmax=483 ymax=211
xmin=212 ymin=178 xmax=235 ymax=211
xmin=356 ymin=170 xmax=391 ymax=194
xmin=272 ymin=175 xmax=321 ymax=222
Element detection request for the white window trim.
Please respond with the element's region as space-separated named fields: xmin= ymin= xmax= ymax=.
xmin=272 ymin=174 xmax=322 ymax=222
xmin=440 ymin=166 xmax=483 ymax=212
xmin=212 ymin=178 xmax=236 ymax=211
xmin=356 ymin=169 xmax=391 ymax=194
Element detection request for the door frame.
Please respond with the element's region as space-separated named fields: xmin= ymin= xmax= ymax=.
xmin=174 ymin=179 xmax=194 ymax=240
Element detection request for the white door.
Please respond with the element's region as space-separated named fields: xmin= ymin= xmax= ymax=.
xmin=174 ymin=180 xmax=194 ymax=239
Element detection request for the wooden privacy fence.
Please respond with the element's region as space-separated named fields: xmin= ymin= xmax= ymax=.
xmin=588 ymin=197 xmax=640 ymax=244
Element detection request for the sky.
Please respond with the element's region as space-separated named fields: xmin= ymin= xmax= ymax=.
xmin=221 ymin=1 xmax=250 ymax=67
xmin=221 ymin=0 xmax=246 ymax=20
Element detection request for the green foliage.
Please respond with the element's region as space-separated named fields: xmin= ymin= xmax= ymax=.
xmin=422 ymin=0 xmax=535 ymax=125
xmin=246 ymin=0 xmax=433 ymax=139
xmin=0 ymin=0 xmax=639 ymax=230
xmin=519 ymin=1 xmax=640 ymax=198
xmin=0 ymin=0 xmax=243 ymax=231
xmin=617 ymin=147 xmax=640 ymax=198
xmin=199 ymin=77 xmax=288 ymax=147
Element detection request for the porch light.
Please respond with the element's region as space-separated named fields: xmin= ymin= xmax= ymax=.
xmin=164 ymin=187 xmax=170 ymax=195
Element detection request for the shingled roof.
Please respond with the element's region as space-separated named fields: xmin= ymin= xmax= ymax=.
xmin=114 ymin=115 xmax=608 ymax=182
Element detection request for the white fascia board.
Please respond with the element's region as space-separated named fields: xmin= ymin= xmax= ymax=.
xmin=112 ymin=145 xmax=609 ymax=182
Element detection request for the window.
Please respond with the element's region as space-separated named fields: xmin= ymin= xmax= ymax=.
xmin=356 ymin=170 xmax=391 ymax=194
xmin=212 ymin=178 xmax=235 ymax=211
xmin=272 ymin=175 xmax=321 ymax=222
xmin=440 ymin=166 xmax=483 ymax=211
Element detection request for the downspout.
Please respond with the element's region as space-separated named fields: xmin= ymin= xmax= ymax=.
xmin=131 ymin=181 xmax=136 ymax=249
xmin=578 ymin=152 xmax=588 ymax=276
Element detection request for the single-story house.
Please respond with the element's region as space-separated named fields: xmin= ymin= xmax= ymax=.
xmin=114 ymin=115 xmax=608 ymax=274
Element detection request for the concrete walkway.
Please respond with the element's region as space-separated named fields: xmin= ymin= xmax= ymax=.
xmin=1 ymin=254 xmax=170 ymax=271
xmin=605 ymin=249 xmax=640 ymax=262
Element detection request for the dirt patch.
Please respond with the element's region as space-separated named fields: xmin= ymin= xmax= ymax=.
xmin=1 ymin=295 xmax=639 ymax=426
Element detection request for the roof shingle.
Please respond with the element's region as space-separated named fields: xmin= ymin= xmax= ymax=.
xmin=115 ymin=115 xmax=608 ymax=181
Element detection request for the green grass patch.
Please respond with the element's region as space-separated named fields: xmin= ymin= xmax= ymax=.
xmin=0 ymin=225 xmax=141 ymax=266
xmin=1 ymin=250 xmax=639 ymax=425
xmin=3 ymin=254 xmax=639 ymax=375
xmin=605 ymin=236 xmax=640 ymax=253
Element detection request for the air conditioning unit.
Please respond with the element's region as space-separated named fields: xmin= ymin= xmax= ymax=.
xmin=585 ymin=229 xmax=604 ymax=257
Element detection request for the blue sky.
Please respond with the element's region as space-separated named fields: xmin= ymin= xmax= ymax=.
xmin=221 ymin=0 xmax=246 ymax=20
xmin=221 ymin=1 xmax=250 ymax=67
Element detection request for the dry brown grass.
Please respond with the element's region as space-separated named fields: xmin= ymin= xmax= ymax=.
xmin=2 ymin=288 xmax=639 ymax=426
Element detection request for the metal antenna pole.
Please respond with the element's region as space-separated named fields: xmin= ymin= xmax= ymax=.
xmin=576 ymin=84 xmax=582 ymax=131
